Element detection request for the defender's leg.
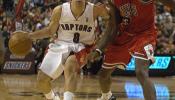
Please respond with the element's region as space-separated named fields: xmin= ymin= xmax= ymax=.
xmin=135 ymin=58 xmax=156 ymax=100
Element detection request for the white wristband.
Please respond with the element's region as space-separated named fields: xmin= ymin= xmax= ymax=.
xmin=95 ymin=49 xmax=103 ymax=55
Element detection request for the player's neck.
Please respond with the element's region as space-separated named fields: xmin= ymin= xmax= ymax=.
xmin=70 ymin=1 xmax=86 ymax=18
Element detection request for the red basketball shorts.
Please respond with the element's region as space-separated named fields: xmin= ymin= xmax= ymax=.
xmin=75 ymin=45 xmax=93 ymax=67
xmin=103 ymin=30 xmax=157 ymax=69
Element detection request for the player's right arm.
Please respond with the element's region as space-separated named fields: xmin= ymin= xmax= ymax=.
xmin=93 ymin=0 xmax=120 ymax=52
xmin=29 ymin=6 xmax=62 ymax=40
xmin=88 ymin=0 xmax=121 ymax=62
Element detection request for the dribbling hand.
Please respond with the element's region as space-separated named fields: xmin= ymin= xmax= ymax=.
xmin=87 ymin=49 xmax=103 ymax=69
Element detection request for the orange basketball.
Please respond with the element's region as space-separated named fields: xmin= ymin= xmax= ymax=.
xmin=8 ymin=31 xmax=32 ymax=56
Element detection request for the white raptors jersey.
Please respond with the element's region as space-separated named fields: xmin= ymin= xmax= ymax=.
xmin=57 ymin=2 xmax=96 ymax=45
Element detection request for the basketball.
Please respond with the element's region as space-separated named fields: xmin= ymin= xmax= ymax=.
xmin=8 ymin=31 xmax=32 ymax=56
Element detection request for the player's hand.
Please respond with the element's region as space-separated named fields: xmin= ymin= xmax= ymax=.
xmin=88 ymin=50 xmax=101 ymax=63
xmin=87 ymin=49 xmax=103 ymax=68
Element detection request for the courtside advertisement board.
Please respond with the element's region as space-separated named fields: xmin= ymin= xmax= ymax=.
xmin=1 ymin=49 xmax=36 ymax=74
xmin=113 ymin=55 xmax=175 ymax=76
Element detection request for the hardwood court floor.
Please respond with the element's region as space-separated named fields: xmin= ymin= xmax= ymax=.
xmin=0 ymin=74 xmax=175 ymax=100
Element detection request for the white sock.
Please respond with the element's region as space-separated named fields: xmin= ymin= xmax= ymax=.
xmin=44 ymin=90 xmax=55 ymax=99
xmin=64 ymin=91 xmax=74 ymax=100
xmin=101 ymin=91 xmax=112 ymax=99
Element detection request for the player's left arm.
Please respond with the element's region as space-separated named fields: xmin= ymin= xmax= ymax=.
xmin=157 ymin=0 xmax=175 ymax=9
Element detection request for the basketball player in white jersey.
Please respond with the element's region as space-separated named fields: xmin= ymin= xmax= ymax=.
xmin=28 ymin=0 xmax=110 ymax=99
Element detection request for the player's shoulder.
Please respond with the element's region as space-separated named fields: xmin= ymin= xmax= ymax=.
xmin=54 ymin=5 xmax=62 ymax=10
xmin=93 ymin=3 xmax=110 ymax=19
xmin=94 ymin=3 xmax=107 ymax=12
xmin=52 ymin=5 xmax=62 ymax=13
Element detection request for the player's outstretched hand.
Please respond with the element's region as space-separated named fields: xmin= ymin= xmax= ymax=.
xmin=88 ymin=50 xmax=100 ymax=62
xmin=87 ymin=49 xmax=103 ymax=68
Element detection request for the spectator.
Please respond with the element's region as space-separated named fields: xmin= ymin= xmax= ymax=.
xmin=15 ymin=17 xmax=23 ymax=31
xmin=155 ymin=2 xmax=175 ymax=54
xmin=2 ymin=0 xmax=14 ymax=12
xmin=161 ymin=12 xmax=175 ymax=37
xmin=2 ymin=26 xmax=10 ymax=49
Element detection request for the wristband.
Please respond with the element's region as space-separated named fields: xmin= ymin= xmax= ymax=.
xmin=95 ymin=49 xmax=103 ymax=55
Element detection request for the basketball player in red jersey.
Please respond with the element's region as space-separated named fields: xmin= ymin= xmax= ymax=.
xmin=88 ymin=0 xmax=175 ymax=100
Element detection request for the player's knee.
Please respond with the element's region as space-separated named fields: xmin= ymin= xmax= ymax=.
xmin=65 ymin=55 xmax=78 ymax=73
xmin=135 ymin=59 xmax=150 ymax=80
xmin=99 ymin=69 xmax=112 ymax=80
xmin=37 ymin=71 xmax=51 ymax=82
xmin=135 ymin=69 xmax=148 ymax=80
xmin=37 ymin=71 xmax=51 ymax=88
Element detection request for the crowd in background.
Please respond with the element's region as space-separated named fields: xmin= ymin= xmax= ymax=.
xmin=155 ymin=2 xmax=175 ymax=54
xmin=0 ymin=0 xmax=175 ymax=61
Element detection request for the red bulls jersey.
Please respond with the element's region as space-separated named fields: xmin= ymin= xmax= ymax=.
xmin=114 ymin=0 xmax=156 ymax=34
